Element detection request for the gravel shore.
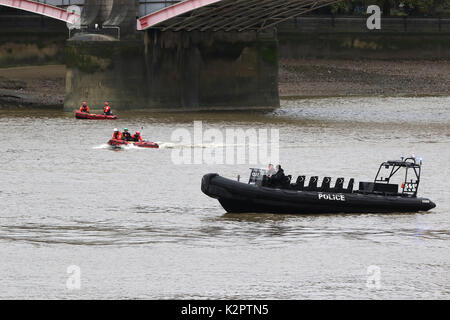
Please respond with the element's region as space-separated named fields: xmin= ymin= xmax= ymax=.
xmin=279 ymin=59 xmax=450 ymax=98
xmin=0 ymin=60 xmax=449 ymax=108
xmin=0 ymin=65 xmax=65 ymax=108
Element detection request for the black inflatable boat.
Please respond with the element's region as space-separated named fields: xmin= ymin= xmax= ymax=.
xmin=201 ymin=157 xmax=436 ymax=214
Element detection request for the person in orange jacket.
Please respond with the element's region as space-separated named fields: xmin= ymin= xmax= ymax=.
xmin=79 ymin=102 xmax=90 ymax=113
xmin=104 ymin=102 xmax=112 ymax=115
xmin=132 ymin=131 xmax=143 ymax=142
xmin=112 ymin=128 xmax=123 ymax=140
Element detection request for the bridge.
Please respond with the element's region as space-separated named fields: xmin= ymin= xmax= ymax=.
xmin=0 ymin=0 xmax=341 ymax=110
xmin=137 ymin=0 xmax=340 ymax=31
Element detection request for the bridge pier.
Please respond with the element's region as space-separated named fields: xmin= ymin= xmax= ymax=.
xmin=64 ymin=29 xmax=279 ymax=111
xmin=143 ymin=29 xmax=279 ymax=110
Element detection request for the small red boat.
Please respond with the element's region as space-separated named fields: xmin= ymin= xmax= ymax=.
xmin=75 ymin=111 xmax=118 ymax=120
xmin=108 ymin=139 xmax=159 ymax=149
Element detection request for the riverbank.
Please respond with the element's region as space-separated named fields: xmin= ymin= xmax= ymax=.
xmin=279 ymin=59 xmax=450 ymax=98
xmin=0 ymin=65 xmax=64 ymax=108
xmin=0 ymin=60 xmax=449 ymax=108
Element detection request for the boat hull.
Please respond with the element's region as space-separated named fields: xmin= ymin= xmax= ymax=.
xmin=108 ymin=139 xmax=159 ymax=148
xmin=75 ymin=112 xmax=118 ymax=120
xmin=201 ymin=174 xmax=436 ymax=214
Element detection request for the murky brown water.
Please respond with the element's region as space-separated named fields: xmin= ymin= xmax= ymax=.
xmin=0 ymin=96 xmax=449 ymax=299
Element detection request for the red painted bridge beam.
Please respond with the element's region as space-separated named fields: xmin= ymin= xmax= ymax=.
xmin=137 ymin=0 xmax=223 ymax=31
xmin=0 ymin=0 xmax=80 ymax=24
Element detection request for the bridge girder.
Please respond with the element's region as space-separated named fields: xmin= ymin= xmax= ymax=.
xmin=1 ymin=0 xmax=343 ymax=32
xmin=137 ymin=0 xmax=343 ymax=31
xmin=0 ymin=0 xmax=80 ymax=23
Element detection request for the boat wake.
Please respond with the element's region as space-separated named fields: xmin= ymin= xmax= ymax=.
xmin=93 ymin=144 xmax=110 ymax=149
xmin=157 ymin=142 xmax=258 ymax=149
xmin=94 ymin=142 xmax=262 ymax=150
xmin=93 ymin=143 xmax=144 ymax=150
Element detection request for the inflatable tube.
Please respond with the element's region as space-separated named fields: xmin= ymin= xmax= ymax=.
xmin=108 ymin=139 xmax=159 ymax=149
xmin=75 ymin=112 xmax=118 ymax=120
xmin=201 ymin=174 xmax=436 ymax=214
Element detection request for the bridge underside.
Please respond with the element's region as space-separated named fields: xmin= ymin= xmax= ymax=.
xmin=0 ymin=0 xmax=342 ymax=110
xmin=0 ymin=0 xmax=341 ymax=34
xmin=138 ymin=0 xmax=341 ymax=31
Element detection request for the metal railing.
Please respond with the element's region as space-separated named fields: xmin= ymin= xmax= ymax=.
xmin=280 ymin=16 xmax=450 ymax=33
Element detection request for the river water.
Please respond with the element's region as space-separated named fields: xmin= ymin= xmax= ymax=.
xmin=0 ymin=96 xmax=449 ymax=299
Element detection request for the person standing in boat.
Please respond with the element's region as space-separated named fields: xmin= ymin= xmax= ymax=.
xmin=103 ymin=102 xmax=113 ymax=115
xmin=79 ymin=102 xmax=90 ymax=113
xmin=267 ymin=164 xmax=276 ymax=177
xmin=122 ymin=128 xmax=132 ymax=141
xmin=112 ymin=128 xmax=123 ymax=140
xmin=269 ymin=165 xmax=286 ymax=186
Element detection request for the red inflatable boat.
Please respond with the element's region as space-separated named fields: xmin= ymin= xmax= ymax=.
xmin=75 ymin=111 xmax=118 ymax=120
xmin=108 ymin=139 xmax=159 ymax=149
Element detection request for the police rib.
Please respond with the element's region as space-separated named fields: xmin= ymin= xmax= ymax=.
xmin=201 ymin=157 xmax=436 ymax=214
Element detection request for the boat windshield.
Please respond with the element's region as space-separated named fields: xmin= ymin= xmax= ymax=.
xmin=374 ymin=157 xmax=422 ymax=196
xmin=248 ymin=168 xmax=268 ymax=184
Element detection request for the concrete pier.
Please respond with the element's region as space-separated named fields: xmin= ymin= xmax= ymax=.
xmin=64 ymin=0 xmax=279 ymax=111
xmin=142 ymin=30 xmax=279 ymax=111
xmin=65 ymin=30 xmax=279 ymax=111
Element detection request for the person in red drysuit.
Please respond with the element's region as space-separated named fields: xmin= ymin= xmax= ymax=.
xmin=112 ymin=128 xmax=123 ymax=140
xmin=104 ymin=102 xmax=112 ymax=115
xmin=79 ymin=102 xmax=90 ymax=113
xmin=131 ymin=131 xmax=143 ymax=142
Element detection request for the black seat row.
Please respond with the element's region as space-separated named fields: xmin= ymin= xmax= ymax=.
xmin=292 ymin=176 xmax=354 ymax=193
xmin=262 ymin=174 xmax=292 ymax=188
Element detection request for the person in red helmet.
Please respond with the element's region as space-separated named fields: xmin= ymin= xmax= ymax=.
xmin=103 ymin=102 xmax=112 ymax=115
xmin=131 ymin=131 xmax=143 ymax=142
xmin=79 ymin=102 xmax=90 ymax=113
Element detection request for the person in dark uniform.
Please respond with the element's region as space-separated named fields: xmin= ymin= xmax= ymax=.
xmin=122 ymin=128 xmax=132 ymax=141
xmin=269 ymin=165 xmax=285 ymax=186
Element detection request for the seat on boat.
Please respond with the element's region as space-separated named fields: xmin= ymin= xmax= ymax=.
xmin=282 ymin=175 xmax=292 ymax=188
xmin=306 ymin=176 xmax=318 ymax=191
xmin=343 ymin=178 xmax=354 ymax=193
xmin=268 ymin=174 xmax=291 ymax=189
xmin=358 ymin=181 xmax=374 ymax=193
xmin=261 ymin=175 xmax=269 ymax=187
xmin=320 ymin=177 xmax=331 ymax=191
xmin=293 ymin=175 xmax=306 ymax=190
xmin=333 ymin=178 xmax=345 ymax=192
